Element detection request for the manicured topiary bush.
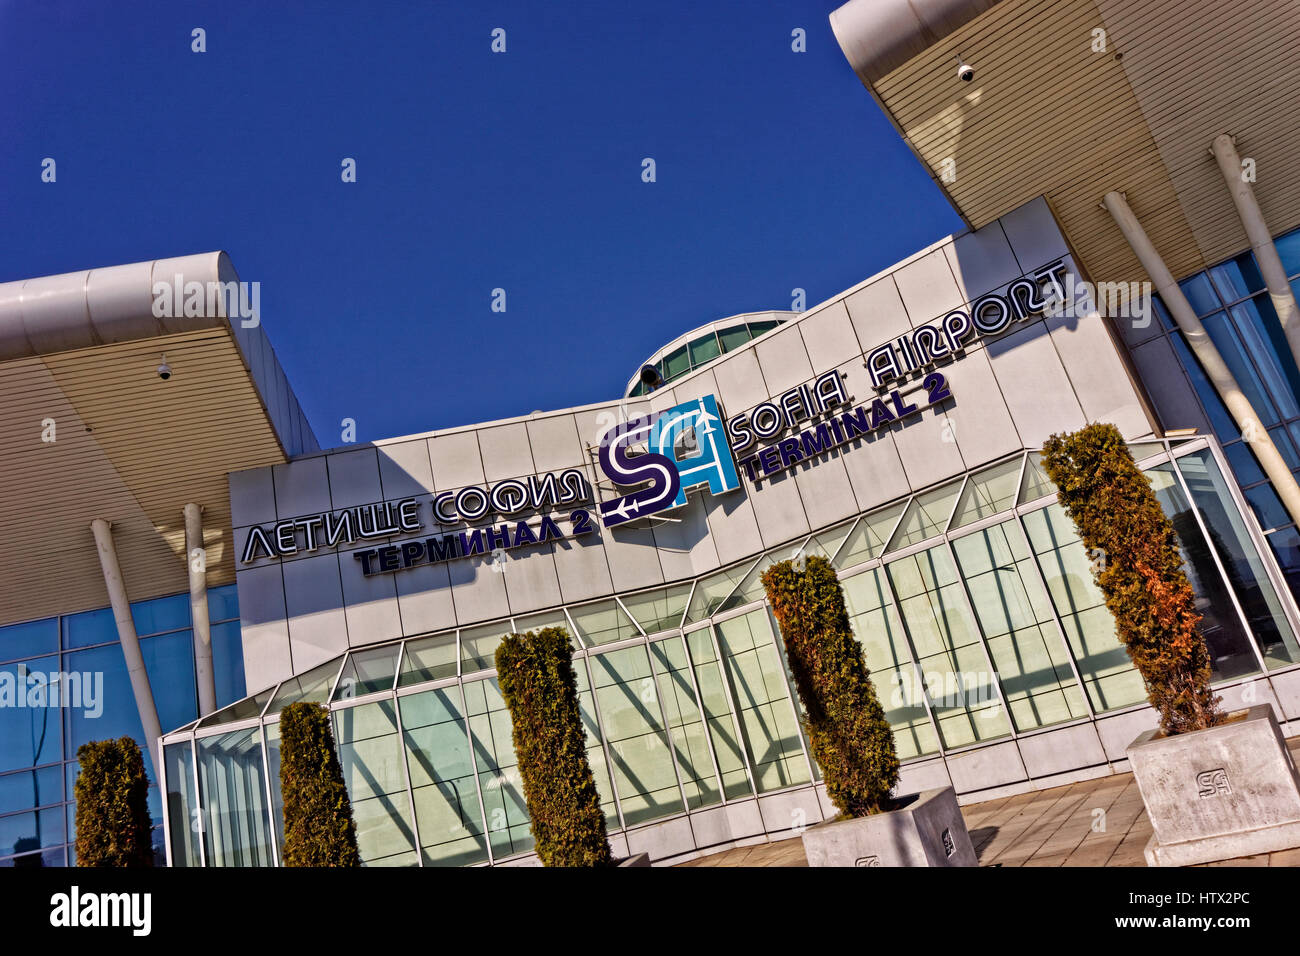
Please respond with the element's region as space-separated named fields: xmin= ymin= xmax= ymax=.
xmin=495 ymin=627 xmax=612 ymax=866
xmin=74 ymin=737 xmax=154 ymax=867
xmin=1041 ymin=422 xmax=1223 ymax=735
xmin=279 ymin=702 xmax=360 ymax=867
xmin=762 ymin=555 xmax=899 ymax=816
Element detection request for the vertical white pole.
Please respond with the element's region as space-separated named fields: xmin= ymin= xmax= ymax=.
xmin=184 ymin=503 xmax=218 ymax=716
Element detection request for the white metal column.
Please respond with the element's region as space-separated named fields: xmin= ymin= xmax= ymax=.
xmin=1210 ymin=134 xmax=1300 ymax=371
xmin=89 ymin=518 xmax=163 ymax=769
xmin=1102 ymin=190 xmax=1300 ymax=528
xmin=184 ymin=503 xmax=218 ymax=716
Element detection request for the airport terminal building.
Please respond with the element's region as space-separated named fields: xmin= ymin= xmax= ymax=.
xmin=6 ymin=0 xmax=1300 ymax=867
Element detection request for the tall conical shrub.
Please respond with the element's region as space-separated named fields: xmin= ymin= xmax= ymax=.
xmin=74 ymin=737 xmax=154 ymax=867
xmin=1041 ymin=422 xmax=1222 ymax=735
xmin=762 ymin=555 xmax=899 ymax=816
xmin=279 ymin=702 xmax=360 ymax=866
xmin=495 ymin=627 xmax=612 ymax=866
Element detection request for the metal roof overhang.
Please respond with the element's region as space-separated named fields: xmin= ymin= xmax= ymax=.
xmin=831 ymin=0 xmax=1300 ymax=286
xmin=0 ymin=252 xmax=313 ymax=626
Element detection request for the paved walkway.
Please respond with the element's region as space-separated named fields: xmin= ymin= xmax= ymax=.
xmin=677 ymin=740 xmax=1300 ymax=868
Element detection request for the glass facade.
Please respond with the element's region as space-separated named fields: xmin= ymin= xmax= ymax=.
xmin=0 ymin=585 xmax=244 ymax=867
xmin=627 ymin=318 xmax=786 ymax=397
xmin=1143 ymin=225 xmax=1300 ymax=603
xmin=161 ymin=439 xmax=1300 ymax=867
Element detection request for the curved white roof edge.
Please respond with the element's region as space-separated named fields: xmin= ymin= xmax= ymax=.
xmin=829 ymin=0 xmax=1003 ymax=87
xmin=625 ymin=310 xmax=797 ymax=393
xmin=0 ymin=251 xmax=238 ymax=361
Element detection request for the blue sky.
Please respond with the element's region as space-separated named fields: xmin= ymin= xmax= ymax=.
xmin=1 ymin=0 xmax=961 ymax=443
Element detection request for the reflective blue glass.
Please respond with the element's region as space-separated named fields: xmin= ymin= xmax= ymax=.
xmin=1277 ymin=228 xmax=1300 ymax=277
xmin=1178 ymin=273 xmax=1221 ymax=316
xmin=1222 ymin=441 xmax=1267 ymax=487
xmin=142 ymin=632 xmax=198 ymax=736
xmin=131 ymin=594 xmax=190 ymax=636
xmin=61 ymin=607 xmax=117 ymax=650
xmin=1170 ymin=333 xmax=1239 ymax=440
xmin=1267 ymin=526 xmax=1300 ymax=603
xmin=211 ymin=620 xmax=247 ymax=709
xmin=0 ymin=619 xmax=57 ymax=664
xmin=1230 ymin=298 xmax=1300 ymax=418
xmin=63 ymin=644 xmax=143 ymax=765
xmin=1269 ymin=426 xmax=1300 ymax=471
xmin=0 ymin=765 xmax=62 ymax=815
xmin=0 ymin=656 xmax=63 ymax=773
xmin=1153 ymin=295 xmax=1176 ymax=331
xmin=1245 ymin=482 xmax=1291 ymax=531
xmin=208 ymin=584 xmax=239 ymax=623
xmin=1209 ymin=255 xmax=1266 ymax=302
xmin=0 ymin=846 xmax=64 ymax=867
xmin=0 ymin=807 xmax=64 ymax=857
xmin=1201 ymin=311 xmax=1280 ymax=425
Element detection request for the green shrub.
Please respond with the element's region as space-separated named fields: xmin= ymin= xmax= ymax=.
xmin=74 ymin=737 xmax=153 ymax=867
xmin=762 ymin=556 xmax=899 ymax=816
xmin=279 ymin=702 xmax=360 ymax=867
xmin=1041 ymin=422 xmax=1223 ymax=735
xmin=495 ymin=627 xmax=612 ymax=866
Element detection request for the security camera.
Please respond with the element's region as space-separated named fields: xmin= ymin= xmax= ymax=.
xmin=639 ymin=364 xmax=663 ymax=391
xmin=157 ymin=356 xmax=172 ymax=381
xmin=955 ymin=56 xmax=974 ymax=82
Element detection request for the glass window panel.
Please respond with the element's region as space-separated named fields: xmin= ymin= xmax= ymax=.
xmin=333 ymin=700 xmax=418 ymax=866
xmin=568 ymin=599 xmax=639 ymax=646
xmin=950 ymin=458 xmax=1023 ymax=529
xmin=621 ymin=585 xmax=692 ymax=636
xmin=804 ymin=519 xmax=857 ymax=566
xmin=1222 ymin=440 xmax=1268 ymax=487
xmin=662 ymin=345 xmax=690 ymax=381
xmin=1201 ymin=311 xmax=1281 ymax=425
xmin=0 ymin=619 xmax=57 ymax=664
xmin=837 ymin=501 xmax=908 ymax=568
xmin=748 ymin=320 xmax=781 ymax=336
xmin=196 ymin=728 xmax=273 ymax=867
xmin=334 ymin=645 xmax=401 ymax=700
xmin=1229 ymin=298 xmax=1300 ymax=418
xmin=265 ymin=656 xmax=343 ymax=715
xmin=1277 ymin=228 xmax=1300 ymax=277
xmin=1173 ymin=450 xmax=1300 ymax=669
xmin=1178 ymin=273 xmax=1221 ymax=316
xmin=1022 ymin=505 xmax=1147 ymax=712
xmin=886 ymin=547 xmax=1010 ymax=747
xmin=572 ymin=659 xmax=621 ymax=829
xmin=1126 ymin=441 xmax=1167 ymax=463
xmin=0 ymin=807 xmax=63 ymax=857
xmin=588 ymin=646 xmax=684 ymax=824
xmin=688 ymin=333 xmax=721 ymax=367
xmin=718 ymin=324 xmax=752 ymax=353
xmin=200 ymin=687 xmax=275 ymax=728
xmin=1145 ymin=465 xmax=1260 ymax=680
xmin=1019 ymin=453 xmax=1055 ymax=504
xmin=1209 ymin=255 xmax=1266 ymax=303
xmin=841 ymin=569 xmax=937 ymax=759
xmin=683 ymin=630 xmax=752 ymax=799
xmin=650 ymin=636 xmax=722 ymax=810
xmin=140 ymin=631 xmax=199 ymax=738
xmin=1267 ymin=426 xmax=1300 ymax=472
xmin=61 ymin=607 xmax=117 ymax=650
xmin=713 ymin=609 xmax=809 ymax=793
xmin=398 ymin=632 xmax=458 ymax=686
xmin=1169 ymin=332 xmax=1240 ymax=442
xmin=887 ymin=479 xmax=963 ymax=551
xmin=718 ymin=552 xmax=783 ymax=614
xmin=163 ymin=742 xmax=200 ymax=867
xmin=458 ymin=622 xmax=513 ymax=674
xmin=953 ymin=522 xmax=1089 ymax=731
xmin=1153 ymin=295 xmax=1177 ymax=331
xmin=464 ymin=678 xmax=534 ymax=859
xmin=1244 ymin=481 xmax=1291 ymax=531
xmin=685 ymin=560 xmax=758 ymax=622
xmin=400 ymin=686 xmax=487 ymax=867
xmin=210 ymin=619 xmax=247 ymax=710
xmin=0 ymin=656 xmax=62 ymax=773
xmin=131 ymin=594 xmax=190 ymax=636
xmin=207 ymin=584 xmax=240 ymax=623
xmin=1266 ymin=526 xmax=1300 ymax=608
xmin=263 ymin=722 xmax=285 ymax=858
xmin=1 ymin=846 xmax=65 ymax=868
xmin=0 ymin=765 xmax=61 ymax=817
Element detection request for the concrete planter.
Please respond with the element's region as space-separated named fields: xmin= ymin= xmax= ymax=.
xmin=617 ymin=852 xmax=651 ymax=867
xmin=801 ymin=787 xmax=977 ymax=867
xmin=1127 ymin=704 xmax=1300 ymax=866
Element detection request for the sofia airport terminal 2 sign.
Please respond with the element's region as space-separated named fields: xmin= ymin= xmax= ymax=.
xmin=239 ymin=259 xmax=1069 ymax=577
